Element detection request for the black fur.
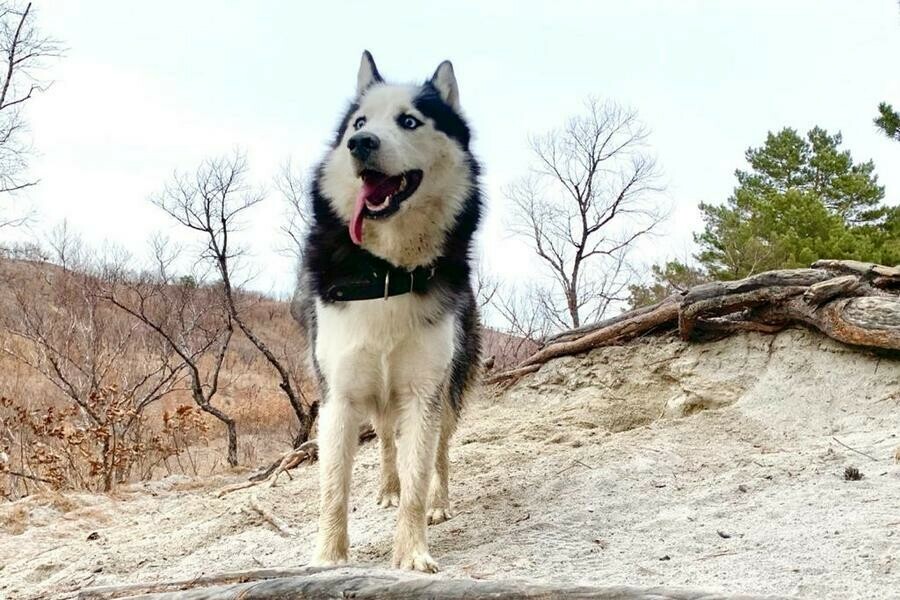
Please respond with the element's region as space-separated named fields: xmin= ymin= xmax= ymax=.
xmin=414 ymin=83 xmax=471 ymax=149
xmin=292 ymin=77 xmax=483 ymax=416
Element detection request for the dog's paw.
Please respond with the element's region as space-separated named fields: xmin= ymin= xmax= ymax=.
xmin=310 ymin=554 xmax=348 ymax=567
xmin=312 ymin=542 xmax=349 ymax=567
xmin=393 ymin=549 xmax=439 ymax=573
xmin=427 ymin=506 xmax=453 ymax=525
xmin=377 ymin=489 xmax=400 ymax=508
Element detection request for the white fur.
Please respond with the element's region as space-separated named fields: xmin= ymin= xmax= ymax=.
xmin=312 ymin=293 xmax=457 ymax=572
xmin=320 ymin=84 xmax=471 ymax=269
xmin=357 ymin=51 xmax=380 ymax=95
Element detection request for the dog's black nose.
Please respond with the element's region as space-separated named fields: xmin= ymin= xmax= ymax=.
xmin=347 ymin=132 xmax=380 ymax=160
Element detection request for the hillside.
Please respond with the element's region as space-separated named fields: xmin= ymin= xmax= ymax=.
xmin=0 ymin=255 xmax=529 ymax=495
xmin=1 ymin=327 xmax=898 ymax=599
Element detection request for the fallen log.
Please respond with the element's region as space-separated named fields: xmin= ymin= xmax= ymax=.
xmin=679 ymin=286 xmax=809 ymax=340
xmin=758 ymin=295 xmax=900 ymax=351
xmin=77 ymin=565 xmax=795 ymax=600
xmin=487 ymin=262 xmax=900 ymax=386
xmin=802 ymin=275 xmax=860 ymax=306
xmin=542 ymin=293 xmax=684 ymax=346
xmin=812 ymin=259 xmax=900 ymax=280
xmin=483 ymin=363 xmax=541 ymax=385
xmin=520 ymin=294 xmax=680 ymax=368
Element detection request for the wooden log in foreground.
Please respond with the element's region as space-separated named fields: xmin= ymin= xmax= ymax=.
xmin=489 ymin=261 xmax=900 ymax=386
xmin=77 ymin=565 xmax=794 ymax=600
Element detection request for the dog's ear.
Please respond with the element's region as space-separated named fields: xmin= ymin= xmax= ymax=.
xmin=357 ymin=50 xmax=383 ymax=96
xmin=430 ymin=60 xmax=460 ymax=109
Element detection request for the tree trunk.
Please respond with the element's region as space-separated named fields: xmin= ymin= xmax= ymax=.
xmin=567 ymin=287 xmax=580 ymax=329
xmin=198 ymin=401 xmax=238 ymax=467
xmin=291 ymin=399 xmax=319 ymax=449
xmin=101 ymin=435 xmax=114 ymax=492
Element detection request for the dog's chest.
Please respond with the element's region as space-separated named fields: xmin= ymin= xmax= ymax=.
xmin=315 ymin=294 xmax=444 ymax=355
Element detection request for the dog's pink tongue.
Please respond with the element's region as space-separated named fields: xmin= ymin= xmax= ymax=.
xmin=350 ymin=190 xmax=366 ymax=245
xmin=349 ymin=179 xmax=378 ymax=245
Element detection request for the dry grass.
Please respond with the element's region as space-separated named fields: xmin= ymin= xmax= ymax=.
xmin=34 ymin=491 xmax=81 ymax=513
xmin=0 ymin=502 xmax=29 ymax=535
xmin=0 ymin=257 xmax=313 ymax=497
xmin=0 ymin=256 xmax=526 ymax=499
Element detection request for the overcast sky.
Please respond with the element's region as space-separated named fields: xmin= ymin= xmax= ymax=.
xmin=4 ymin=1 xmax=899 ymax=296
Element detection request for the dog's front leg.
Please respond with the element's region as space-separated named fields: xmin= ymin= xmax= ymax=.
xmin=373 ymin=408 xmax=400 ymax=508
xmin=393 ymin=385 xmax=443 ymax=573
xmin=313 ymin=396 xmax=362 ymax=565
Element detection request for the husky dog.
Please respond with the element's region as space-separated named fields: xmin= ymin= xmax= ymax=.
xmin=292 ymin=51 xmax=482 ymax=573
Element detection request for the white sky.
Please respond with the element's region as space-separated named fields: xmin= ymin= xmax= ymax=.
xmin=4 ymin=1 xmax=900 ymax=296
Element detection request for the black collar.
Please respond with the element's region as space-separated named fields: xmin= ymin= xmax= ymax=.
xmin=324 ymin=262 xmax=437 ymax=302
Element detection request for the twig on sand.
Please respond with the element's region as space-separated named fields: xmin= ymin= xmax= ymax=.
xmin=555 ymin=459 xmax=594 ymax=475
xmin=248 ymin=493 xmax=294 ymax=537
xmin=215 ymin=479 xmax=259 ymax=498
xmin=697 ymin=550 xmax=737 ymax=560
xmin=831 ymin=436 xmax=878 ymax=462
xmin=217 ymin=427 xmax=376 ymax=498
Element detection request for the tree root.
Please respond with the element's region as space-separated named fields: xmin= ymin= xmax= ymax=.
xmin=488 ymin=261 xmax=900 ymax=385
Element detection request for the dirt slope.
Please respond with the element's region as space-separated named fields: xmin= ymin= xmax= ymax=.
xmin=1 ymin=328 xmax=899 ymax=599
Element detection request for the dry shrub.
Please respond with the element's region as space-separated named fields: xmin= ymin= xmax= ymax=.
xmin=34 ymin=491 xmax=81 ymax=513
xmin=1 ymin=395 xmax=212 ymax=497
xmin=150 ymin=404 xmax=211 ymax=477
xmin=1 ymin=502 xmax=29 ymax=535
xmin=0 ymin=254 xmax=318 ymax=498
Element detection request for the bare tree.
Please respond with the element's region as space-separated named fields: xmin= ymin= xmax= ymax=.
xmin=275 ymin=158 xmax=311 ymax=263
xmin=507 ymin=98 xmax=664 ymax=330
xmin=152 ymin=153 xmax=318 ymax=449
xmin=0 ymin=228 xmax=186 ymax=490
xmin=472 ymin=257 xmax=500 ymax=311
xmin=99 ymin=238 xmax=239 ymax=466
xmin=0 ymin=2 xmax=62 ymax=227
xmin=493 ymin=284 xmax=554 ymax=344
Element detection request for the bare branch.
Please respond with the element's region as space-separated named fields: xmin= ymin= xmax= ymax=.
xmin=150 ymin=153 xmax=317 ymax=449
xmin=0 ymin=2 xmax=63 ymax=218
xmin=506 ymin=97 xmax=664 ymax=330
xmin=276 ymin=158 xmax=312 ymax=262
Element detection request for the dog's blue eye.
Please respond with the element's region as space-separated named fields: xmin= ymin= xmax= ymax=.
xmin=398 ymin=114 xmax=422 ymax=130
xmin=353 ymin=116 xmax=366 ymax=130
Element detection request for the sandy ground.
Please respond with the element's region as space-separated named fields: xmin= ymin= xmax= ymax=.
xmin=1 ymin=328 xmax=899 ymax=600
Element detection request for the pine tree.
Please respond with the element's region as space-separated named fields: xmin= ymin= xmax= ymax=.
xmin=875 ymin=102 xmax=900 ymax=142
xmin=696 ymin=127 xmax=897 ymax=279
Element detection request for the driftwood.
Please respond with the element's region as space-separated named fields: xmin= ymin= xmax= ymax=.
xmin=523 ymin=294 xmax=681 ymax=369
xmin=77 ymin=565 xmax=794 ymax=600
xmin=219 ymin=425 xmax=377 ymax=496
xmin=542 ymin=294 xmax=685 ymax=346
xmin=488 ymin=261 xmax=900 ymax=385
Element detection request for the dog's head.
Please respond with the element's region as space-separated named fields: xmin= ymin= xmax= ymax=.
xmin=320 ymin=51 xmax=474 ymax=267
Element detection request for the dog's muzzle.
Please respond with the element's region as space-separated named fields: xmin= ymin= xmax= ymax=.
xmin=347 ymin=132 xmax=380 ymax=162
